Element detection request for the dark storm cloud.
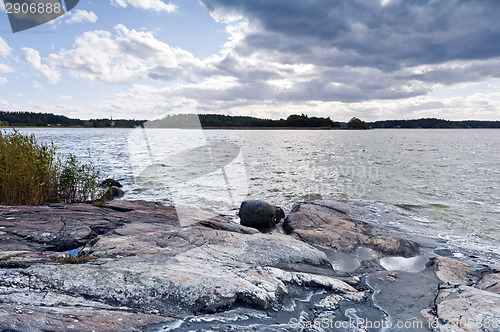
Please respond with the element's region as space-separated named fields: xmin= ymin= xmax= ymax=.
xmin=202 ymin=0 xmax=500 ymax=70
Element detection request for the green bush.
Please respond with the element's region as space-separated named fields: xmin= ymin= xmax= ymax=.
xmin=0 ymin=130 xmax=102 ymax=205
xmin=58 ymin=154 xmax=101 ymax=203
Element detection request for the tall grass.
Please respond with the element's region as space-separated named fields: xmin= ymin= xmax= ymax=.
xmin=0 ymin=130 xmax=101 ymax=205
xmin=0 ymin=130 xmax=58 ymax=205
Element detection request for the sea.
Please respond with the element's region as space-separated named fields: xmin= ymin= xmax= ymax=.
xmin=16 ymin=127 xmax=500 ymax=243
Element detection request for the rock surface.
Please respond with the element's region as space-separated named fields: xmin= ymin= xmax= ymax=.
xmin=284 ymin=201 xmax=420 ymax=257
xmin=0 ymin=199 xmax=499 ymax=331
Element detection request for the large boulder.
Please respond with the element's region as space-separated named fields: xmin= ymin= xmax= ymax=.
xmin=238 ymin=200 xmax=277 ymax=231
xmin=99 ymin=178 xmax=123 ymax=188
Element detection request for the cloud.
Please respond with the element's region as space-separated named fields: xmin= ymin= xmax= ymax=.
xmin=97 ymin=81 xmax=500 ymax=121
xmin=111 ymin=0 xmax=177 ymax=13
xmin=193 ymin=0 xmax=500 ymax=107
xmin=202 ymin=0 xmax=500 ymax=68
xmin=0 ymin=77 xmax=7 ymax=85
xmin=64 ymin=9 xmax=98 ymax=24
xmin=0 ymin=2 xmax=4 ymax=12
xmin=0 ymin=64 xmax=13 ymax=74
xmin=0 ymin=37 xmax=12 ymax=57
xmin=21 ymin=48 xmax=61 ymax=84
xmin=59 ymin=95 xmax=72 ymax=100
xmin=32 ymin=81 xmax=43 ymax=89
xmin=47 ymin=24 xmax=198 ymax=84
xmin=17 ymin=1 xmax=500 ymax=121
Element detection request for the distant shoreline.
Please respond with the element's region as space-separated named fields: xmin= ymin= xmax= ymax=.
xmin=1 ymin=111 xmax=500 ymax=129
xmin=2 ymin=126 xmax=500 ymax=130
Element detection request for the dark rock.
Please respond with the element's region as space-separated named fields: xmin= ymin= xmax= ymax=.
xmin=367 ymin=269 xmax=440 ymax=332
xmin=238 ymin=200 xmax=277 ymax=231
xmin=100 ymin=186 xmax=125 ymax=201
xmin=99 ymin=178 xmax=122 ymax=188
xmin=274 ymin=206 xmax=285 ymax=223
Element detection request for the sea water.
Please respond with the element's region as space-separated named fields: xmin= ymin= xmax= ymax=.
xmin=17 ymin=127 xmax=500 ymax=241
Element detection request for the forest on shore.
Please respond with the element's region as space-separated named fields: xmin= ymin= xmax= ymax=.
xmin=1 ymin=111 xmax=499 ymax=129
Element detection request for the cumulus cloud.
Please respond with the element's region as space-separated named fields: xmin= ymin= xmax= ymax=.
xmin=0 ymin=77 xmax=7 ymax=85
xmin=21 ymin=48 xmax=61 ymax=84
xmin=0 ymin=64 xmax=13 ymax=74
xmin=111 ymin=0 xmax=177 ymax=13
xmin=65 ymin=9 xmax=98 ymax=24
xmin=47 ymin=24 xmax=198 ymax=84
xmin=0 ymin=37 xmax=12 ymax=57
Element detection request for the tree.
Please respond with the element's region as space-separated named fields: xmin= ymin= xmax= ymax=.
xmin=347 ymin=117 xmax=370 ymax=130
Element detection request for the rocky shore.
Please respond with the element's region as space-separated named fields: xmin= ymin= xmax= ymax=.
xmin=1 ymin=199 xmax=499 ymax=331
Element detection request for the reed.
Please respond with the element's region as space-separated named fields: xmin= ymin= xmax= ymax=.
xmin=0 ymin=130 xmax=102 ymax=205
xmin=0 ymin=130 xmax=58 ymax=205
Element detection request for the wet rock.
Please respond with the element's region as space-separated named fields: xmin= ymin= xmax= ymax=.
xmin=368 ymin=270 xmax=440 ymax=332
xmin=284 ymin=201 xmax=420 ymax=257
xmin=239 ymin=200 xmax=277 ymax=231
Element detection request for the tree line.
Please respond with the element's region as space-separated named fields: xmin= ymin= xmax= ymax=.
xmin=370 ymin=118 xmax=500 ymax=129
xmin=2 ymin=111 xmax=498 ymax=129
xmin=146 ymin=113 xmax=342 ymax=128
xmin=0 ymin=111 xmax=145 ymax=128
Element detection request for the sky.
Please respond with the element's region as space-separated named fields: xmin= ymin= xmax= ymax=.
xmin=1 ymin=0 xmax=500 ymax=121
